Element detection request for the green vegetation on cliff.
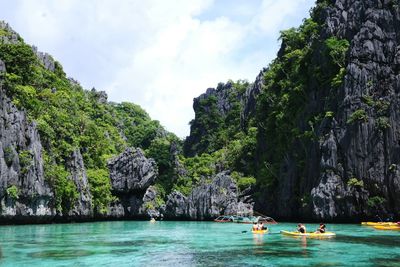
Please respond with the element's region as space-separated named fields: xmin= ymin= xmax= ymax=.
xmin=0 ymin=30 xmax=176 ymax=214
xmin=183 ymin=0 xmax=350 ymax=201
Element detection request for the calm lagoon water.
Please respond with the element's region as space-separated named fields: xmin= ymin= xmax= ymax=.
xmin=0 ymin=221 xmax=399 ymax=266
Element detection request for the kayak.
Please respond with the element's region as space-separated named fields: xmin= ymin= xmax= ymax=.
xmin=373 ymin=225 xmax=400 ymax=231
xmin=252 ymin=229 xmax=268 ymax=234
xmin=280 ymin=230 xmax=336 ymax=237
xmin=361 ymin=222 xmax=398 ymax=226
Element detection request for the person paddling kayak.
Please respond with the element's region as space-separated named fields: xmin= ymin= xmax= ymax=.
xmin=297 ymin=223 xmax=306 ymax=233
xmin=315 ymin=223 xmax=326 ymax=233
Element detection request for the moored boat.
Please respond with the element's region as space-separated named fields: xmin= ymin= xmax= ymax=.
xmin=233 ymin=216 xmax=257 ymax=224
xmin=214 ymin=216 xmax=234 ymax=223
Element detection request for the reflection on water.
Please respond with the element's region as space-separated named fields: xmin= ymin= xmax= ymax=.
xmin=0 ymin=222 xmax=398 ymax=266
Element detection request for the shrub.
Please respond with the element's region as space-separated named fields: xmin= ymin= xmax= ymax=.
xmin=19 ymin=150 xmax=33 ymax=175
xmin=3 ymin=146 xmax=14 ymax=166
xmin=347 ymin=109 xmax=368 ymax=124
xmin=376 ymin=117 xmax=390 ymax=130
xmin=231 ymin=171 xmax=256 ymax=191
xmin=325 ymin=111 xmax=334 ymax=118
xmin=6 ymin=185 xmax=19 ymax=200
xmin=325 ymin=37 xmax=350 ymax=68
xmin=87 ymin=168 xmax=115 ymax=214
xmin=347 ymin=178 xmax=364 ymax=188
xmin=367 ymin=196 xmax=385 ymax=208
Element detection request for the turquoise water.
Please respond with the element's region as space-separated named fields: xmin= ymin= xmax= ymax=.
xmin=0 ymin=221 xmax=399 ymax=266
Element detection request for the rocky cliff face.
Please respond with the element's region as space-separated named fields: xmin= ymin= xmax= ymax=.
xmin=107 ymin=147 xmax=161 ymax=218
xmin=184 ymin=82 xmax=245 ymax=156
xmin=65 ymin=149 xmax=92 ymax=217
xmin=307 ymin=0 xmax=400 ymax=220
xmin=241 ymin=69 xmax=266 ymax=128
xmin=0 ymin=76 xmax=55 ymax=222
xmin=108 ymin=147 xmax=157 ymax=192
xmin=164 ymin=172 xmax=254 ymax=220
xmin=249 ymin=0 xmax=400 ymax=221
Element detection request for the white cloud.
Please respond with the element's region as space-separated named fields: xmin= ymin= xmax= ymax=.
xmin=0 ymin=0 xmax=315 ymax=137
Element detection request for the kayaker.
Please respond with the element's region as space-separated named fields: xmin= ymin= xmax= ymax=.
xmin=260 ymin=222 xmax=267 ymax=231
xmin=252 ymin=222 xmax=258 ymax=231
xmin=297 ymin=223 xmax=306 ymax=233
xmin=315 ymin=223 xmax=326 ymax=233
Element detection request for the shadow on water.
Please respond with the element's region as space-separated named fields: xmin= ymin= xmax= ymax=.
xmin=372 ymin=255 xmax=400 ymax=267
xmin=88 ymin=238 xmax=179 ymax=247
xmin=29 ymin=249 xmax=95 ymax=259
xmin=335 ymin=235 xmax=400 ymax=247
xmin=188 ymin=244 xmax=315 ymax=266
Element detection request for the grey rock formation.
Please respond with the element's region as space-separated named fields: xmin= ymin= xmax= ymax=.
xmin=170 ymin=141 xmax=187 ymax=178
xmin=141 ymin=186 xmax=163 ymax=218
xmin=0 ymin=21 xmax=20 ymax=44
xmin=65 ymin=149 xmax=93 ymax=217
xmin=0 ymin=87 xmax=55 ymax=221
xmin=165 ymin=172 xmax=254 ymax=220
xmin=184 ymin=81 xmax=246 ymax=156
xmin=32 ymin=46 xmax=55 ymax=72
xmin=250 ymin=0 xmax=400 ymax=221
xmin=241 ymin=68 xmax=266 ymax=128
xmin=108 ymin=148 xmax=158 ymax=193
xmin=307 ymin=0 xmax=400 ymax=220
xmin=165 ymin=191 xmax=188 ymax=219
xmin=90 ymin=88 xmax=108 ymax=104
xmin=0 ymin=59 xmax=5 ymax=74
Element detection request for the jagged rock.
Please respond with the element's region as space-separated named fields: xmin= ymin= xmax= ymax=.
xmin=141 ymin=186 xmax=162 ymax=218
xmin=107 ymin=202 xmax=125 ymax=218
xmin=165 ymin=191 xmax=188 ymax=219
xmin=32 ymin=46 xmax=55 ymax=72
xmin=184 ymin=82 xmax=246 ymax=156
xmin=0 ymin=59 xmax=5 ymax=73
xmin=164 ymin=172 xmax=254 ymax=220
xmin=308 ymin=0 xmax=400 ymax=220
xmin=65 ymin=149 xmax=93 ymax=217
xmin=0 ymin=21 xmax=20 ymax=44
xmin=241 ymin=68 xmax=266 ymax=128
xmin=170 ymin=141 xmax=187 ymax=178
xmin=90 ymin=88 xmax=108 ymax=104
xmin=187 ymin=172 xmax=253 ymax=220
xmin=108 ymin=148 xmax=158 ymax=193
xmin=0 ymin=87 xmax=55 ymax=221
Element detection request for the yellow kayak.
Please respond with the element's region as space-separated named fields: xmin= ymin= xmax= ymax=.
xmin=280 ymin=230 xmax=336 ymax=237
xmin=252 ymin=229 xmax=268 ymax=234
xmin=361 ymin=222 xmax=398 ymax=226
xmin=373 ymin=225 xmax=400 ymax=231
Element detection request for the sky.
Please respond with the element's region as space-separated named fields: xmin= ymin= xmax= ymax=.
xmin=0 ymin=0 xmax=315 ymax=138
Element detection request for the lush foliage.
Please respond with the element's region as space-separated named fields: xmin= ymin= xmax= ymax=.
xmin=184 ymin=80 xmax=249 ymax=157
xmin=6 ymin=185 xmax=19 ymax=200
xmin=347 ymin=109 xmax=368 ymax=124
xmin=0 ymin=30 xmax=169 ymax=214
xmin=347 ymin=178 xmax=364 ymax=188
